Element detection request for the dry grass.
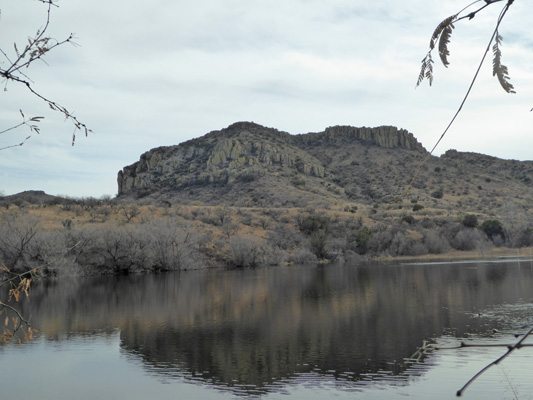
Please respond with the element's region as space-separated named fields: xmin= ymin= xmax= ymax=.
xmin=1 ymin=199 xmax=531 ymax=269
xmin=380 ymin=247 xmax=533 ymax=262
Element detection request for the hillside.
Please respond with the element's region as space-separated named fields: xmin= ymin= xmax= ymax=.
xmin=117 ymin=122 xmax=533 ymax=218
xmin=2 ymin=122 xmax=531 ymax=275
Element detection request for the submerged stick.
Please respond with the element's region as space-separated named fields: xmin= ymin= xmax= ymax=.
xmin=456 ymin=326 xmax=533 ymax=397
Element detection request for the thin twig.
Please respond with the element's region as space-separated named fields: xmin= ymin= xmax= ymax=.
xmin=0 ymin=301 xmax=30 ymax=325
xmin=0 ymin=0 xmax=91 ymax=143
xmin=455 ymin=0 xmax=505 ymax=23
xmin=437 ymin=343 xmax=533 ymax=349
xmin=0 ymin=122 xmax=26 ymax=136
xmin=0 ymin=138 xmax=31 ymax=151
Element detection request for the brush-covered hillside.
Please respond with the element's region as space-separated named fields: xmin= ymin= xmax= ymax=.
xmin=117 ymin=121 xmax=533 ymax=217
xmin=1 ymin=122 xmax=532 ymax=275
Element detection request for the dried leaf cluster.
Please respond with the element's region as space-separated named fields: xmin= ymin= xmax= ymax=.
xmin=492 ymin=33 xmax=515 ymax=93
xmin=417 ymin=0 xmax=515 ymax=94
xmin=417 ymin=15 xmax=458 ymax=87
xmin=0 ymin=265 xmax=37 ymax=345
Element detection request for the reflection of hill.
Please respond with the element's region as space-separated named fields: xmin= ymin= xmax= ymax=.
xmin=20 ymin=262 xmax=533 ymax=393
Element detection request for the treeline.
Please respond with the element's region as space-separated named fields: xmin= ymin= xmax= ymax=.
xmin=0 ymin=214 xmax=206 ymax=274
xmin=291 ymin=210 xmax=533 ymax=260
xmin=0 ymin=202 xmax=532 ymax=276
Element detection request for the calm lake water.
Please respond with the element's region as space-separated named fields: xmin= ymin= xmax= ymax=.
xmin=2 ymin=261 xmax=533 ymax=399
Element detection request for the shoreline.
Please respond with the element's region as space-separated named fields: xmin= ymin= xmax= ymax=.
xmin=373 ymin=247 xmax=533 ymax=264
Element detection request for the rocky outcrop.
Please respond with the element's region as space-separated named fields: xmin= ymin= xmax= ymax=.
xmin=296 ymin=125 xmax=425 ymax=151
xmin=117 ymin=122 xmax=425 ymax=197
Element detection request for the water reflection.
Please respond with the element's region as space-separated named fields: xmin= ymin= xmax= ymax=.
xmin=16 ymin=262 xmax=533 ymax=395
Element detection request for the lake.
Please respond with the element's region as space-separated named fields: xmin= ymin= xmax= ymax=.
xmin=1 ymin=260 xmax=533 ymax=399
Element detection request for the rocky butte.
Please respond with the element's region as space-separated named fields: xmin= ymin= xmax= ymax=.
xmin=117 ymin=121 xmax=533 ymax=212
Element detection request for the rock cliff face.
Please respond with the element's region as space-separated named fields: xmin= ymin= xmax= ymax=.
xmin=296 ymin=125 xmax=425 ymax=151
xmin=117 ymin=122 xmax=426 ymax=201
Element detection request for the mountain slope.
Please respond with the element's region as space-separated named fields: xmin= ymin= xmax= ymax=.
xmin=117 ymin=122 xmax=533 ymax=216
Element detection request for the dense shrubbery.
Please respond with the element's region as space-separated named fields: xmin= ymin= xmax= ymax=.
xmin=0 ymin=214 xmax=207 ymax=274
xmin=0 ymin=203 xmax=529 ymax=275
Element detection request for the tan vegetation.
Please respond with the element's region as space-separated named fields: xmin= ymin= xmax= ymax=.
xmin=0 ymin=190 xmax=531 ymax=277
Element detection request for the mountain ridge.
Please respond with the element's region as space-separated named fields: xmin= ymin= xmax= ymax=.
xmin=116 ymin=122 xmax=533 ymax=216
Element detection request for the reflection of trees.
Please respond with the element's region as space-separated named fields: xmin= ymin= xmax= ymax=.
xmin=17 ymin=263 xmax=533 ymax=393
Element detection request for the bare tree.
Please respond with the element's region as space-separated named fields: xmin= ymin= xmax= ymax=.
xmin=121 ymin=204 xmax=141 ymax=223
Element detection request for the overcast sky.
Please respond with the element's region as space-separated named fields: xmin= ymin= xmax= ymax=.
xmin=1 ymin=0 xmax=532 ymax=198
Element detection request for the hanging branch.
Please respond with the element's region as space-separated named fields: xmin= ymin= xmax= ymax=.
xmin=0 ymin=0 xmax=91 ymax=148
xmin=397 ymin=0 xmax=515 ymax=202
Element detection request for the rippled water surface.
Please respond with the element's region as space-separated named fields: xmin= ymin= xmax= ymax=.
xmin=2 ymin=261 xmax=533 ymax=399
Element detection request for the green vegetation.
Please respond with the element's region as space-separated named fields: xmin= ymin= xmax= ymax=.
xmin=412 ymin=204 xmax=425 ymax=212
xmin=481 ymin=219 xmax=505 ymax=240
xmin=462 ymin=214 xmax=478 ymax=228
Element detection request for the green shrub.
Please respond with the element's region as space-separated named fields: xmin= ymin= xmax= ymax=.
xmin=412 ymin=204 xmax=425 ymax=212
xmin=401 ymin=215 xmax=416 ymax=225
xmin=352 ymin=226 xmax=372 ymax=255
xmin=431 ymin=189 xmax=444 ymax=199
xmin=310 ymin=233 xmax=328 ymax=259
xmin=297 ymin=213 xmax=331 ymax=235
xmin=481 ymin=219 xmax=505 ymax=240
xmin=462 ymin=214 xmax=478 ymax=228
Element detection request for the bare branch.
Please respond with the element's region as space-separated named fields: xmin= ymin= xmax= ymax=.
xmin=0 ymin=112 xmax=43 ymax=150
xmin=0 ymin=0 xmax=91 ymax=145
xmin=4 ymin=73 xmax=92 ymax=144
xmin=456 ymin=326 xmax=533 ymax=396
xmin=401 ymin=0 xmax=515 ymax=202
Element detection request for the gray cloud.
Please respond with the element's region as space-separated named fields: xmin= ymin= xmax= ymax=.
xmin=0 ymin=0 xmax=532 ymax=197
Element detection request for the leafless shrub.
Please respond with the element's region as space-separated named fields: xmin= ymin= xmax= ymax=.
xmin=227 ymin=236 xmax=263 ymax=268
xmin=221 ymin=223 xmax=238 ymax=240
xmin=452 ymin=228 xmax=489 ymax=251
xmin=261 ymin=245 xmax=287 ymax=266
xmin=61 ymin=226 xmax=99 ymax=270
xmin=386 ymin=232 xmax=424 ymax=257
xmin=89 ymin=206 xmax=111 ymax=223
xmin=267 ymin=223 xmax=303 ymax=250
xmin=0 ymin=214 xmax=40 ymax=271
xmin=214 ymin=206 xmax=231 ymax=226
xmin=258 ymin=217 xmax=271 ymax=230
xmin=93 ymin=225 xmax=139 ymax=273
xmin=30 ymin=230 xmax=77 ymax=275
xmin=121 ymin=204 xmax=140 ymax=223
xmin=290 ymin=248 xmax=318 ymax=265
xmin=145 ymin=219 xmax=204 ymax=271
xmin=423 ymin=230 xmax=450 ymax=254
xmin=238 ymin=211 xmax=254 ymax=226
xmin=73 ymin=205 xmax=84 ymax=216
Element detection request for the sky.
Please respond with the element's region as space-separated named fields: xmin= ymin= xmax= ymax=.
xmin=0 ymin=0 xmax=532 ymax=198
